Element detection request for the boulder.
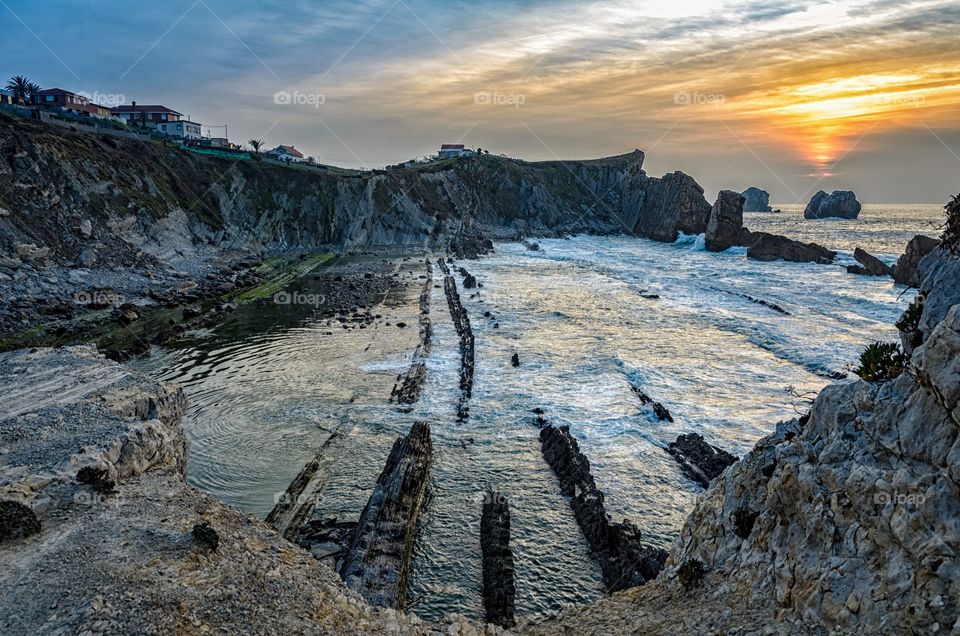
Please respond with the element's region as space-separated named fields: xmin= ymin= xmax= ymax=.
xmin=803 ymin=190 xmax=861 ymax=219
xmin=705 ymin=190 xmax=745 ymax=252
xmin=739 ymin=230 xmax=836 ymax=264
xmin=853 ymin=248 xmax=893 ymax=276
xmin=892 ymin=234 xmax=940 ymax=286
xmin=741 ymin=187 xmax=772 ymax=212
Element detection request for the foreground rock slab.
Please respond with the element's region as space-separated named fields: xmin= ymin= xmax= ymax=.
xmin=339 ymin=421 xmax=433 ymax=610
xmin=0 ymin=346 xmax=490 ymax=635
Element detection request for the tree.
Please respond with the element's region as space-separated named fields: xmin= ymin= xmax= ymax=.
xmin=248 ymin=139 xmax=264 ymax=152
xmin=6 ymin=75 xmax=37 ymax=104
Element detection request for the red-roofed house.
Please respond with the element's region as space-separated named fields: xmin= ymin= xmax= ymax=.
xmin=32 ymin=88 xmax=114 ymax=118
xmin=110 ymin=101 xmax=183 ymax=127
xmin=266 ymin=144 xmax=306 ymax=163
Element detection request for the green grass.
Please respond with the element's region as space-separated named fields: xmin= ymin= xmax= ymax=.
xmin=233 ymin=252 xmax=333 ymax=303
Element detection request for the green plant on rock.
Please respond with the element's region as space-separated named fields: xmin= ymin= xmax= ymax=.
xmin=943 ymin=193 xmax=960 ymax=253
xmin=896 ymin=293 xmax=926 ymax=349
xmin=853 ymin=342 xmax=909 ymax=382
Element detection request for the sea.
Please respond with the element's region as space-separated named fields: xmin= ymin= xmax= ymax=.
xmin=134 ymin=203 xmax=944 ymax=621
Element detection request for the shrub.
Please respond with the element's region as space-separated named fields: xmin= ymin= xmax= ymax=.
xmin=943 ymin=193 xmax=960 ymax=253
xmin=853 ymin=342 xmax=909 ymax=382
xmin=895 ymin=293 xmax=926 ymax=348
xmin=677 ymin=559 xmax=707 ymax=590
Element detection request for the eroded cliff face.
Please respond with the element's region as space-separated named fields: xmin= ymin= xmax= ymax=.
xmin=0 ymin=117 xmax=709 ymax=274
xmin=671 ymin=251 xmax=959 ymax=634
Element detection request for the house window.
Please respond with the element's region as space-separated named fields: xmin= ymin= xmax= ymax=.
xmin=45 ymin=95 xmax=54 ymax=102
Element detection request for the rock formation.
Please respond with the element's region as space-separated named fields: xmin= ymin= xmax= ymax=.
xmin=540 ymin=424 xmax=668 ymax=592
xmin=666 ymin=433 xmax=738 ymax=488
xmin=803 ymin=190 xmax=862 ymax=219
xmin=893 ymin=234 xmax=940 ymax=286
xmin=481 ymin=490 xmax=516 ymax=628
xmin=739 ymin=230 xmax=836 ymax=264
xmin=339 ymin=421 xmax=433 ymax=609
xmin=705 ymin=190 xmax=745 ymax=252
xmin=852 ymin=247 xmax=893 ymax=276
xmin=740 ymin=187 xmax=772 ymax=212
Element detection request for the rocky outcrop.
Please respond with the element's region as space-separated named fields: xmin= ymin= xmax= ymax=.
xmin=630 ymin=385 xmax=673 ymax=421
xmin=624 ymin=170 xmax=712 ymax=242
xmin=481 ymin=490 xmax=516 ymax=628
xmin=540 ymin=424 xmax=668 ymax=592
xmin=803 ymin=189 xmax=862 ymax=219
xmin=339 ymin=422 xmax=433 ymax=609
xmin=893 ymin=234 xmax=940 ymax=286
xmin=390 ymin=261 xmax=433 ymax=406
xmin=739 ymin=230 xmax=836 ymax=264
xmin=705 ymin=190 xmax=745 ymax=252
xmin=741 ymin=187 xmax=772 ymax=212
xmin=666 ymin=433 xmax=738 ymax=488
xmin=852 ymin=247 xmax=893 ymax=276
xmin=438 ymin=258 xmax=474 ymax=421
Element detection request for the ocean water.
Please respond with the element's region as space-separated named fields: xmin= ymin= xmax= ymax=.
xmin=135 ymin=205 xmax=941 ymax=622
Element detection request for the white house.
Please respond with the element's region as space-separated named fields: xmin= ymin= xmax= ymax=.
xmin=438 ymin=143 xmax=473 ymax=159
xmin=157 ymin=119 xmax=203 ymax=140
xmin=266 ymin=144 xmax=306 ymax=162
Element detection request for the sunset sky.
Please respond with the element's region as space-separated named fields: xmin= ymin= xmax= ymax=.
xmin=2 ymin=0 xmax=959 ymax=203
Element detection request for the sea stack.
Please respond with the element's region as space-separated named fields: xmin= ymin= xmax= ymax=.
xmin=705 ymin=190 xmax=745 ymax=252
xmin=803 ymin=190 xmax=862 ymax=219
xmin=740 ymin=187 xmax=773 ymax=212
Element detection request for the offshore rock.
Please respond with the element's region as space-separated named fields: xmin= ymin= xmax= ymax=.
xmin=667 ymin=433 xmax=738 ymax=487
xmin=740 ymin=230 xmax=836 ymax=264
xmin=481 ymin=490 xmax=516 ymax=628
xmin=705 ymin=190 xmax=745 ymax=252
xmin=540 ymin=424 xmax=667 ymax=592
xmin=803 ymin=190 xmax=861 ymax=219
xmin=853 ymin=247 xmax=893 ymax=276
xmin=741 ymin=187 xmax=772 ymax=212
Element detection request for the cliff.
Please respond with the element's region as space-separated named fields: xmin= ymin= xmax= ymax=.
xmin=0 ymin=115 xmax=709 ymax=276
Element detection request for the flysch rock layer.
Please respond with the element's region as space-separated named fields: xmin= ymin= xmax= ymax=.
xmin=0 ymin=345 xmax=504 ymax=635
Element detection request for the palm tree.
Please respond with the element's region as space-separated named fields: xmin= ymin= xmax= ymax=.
xmin=6 ymin=75 xmax=36 ymax=105
xmin=248 ymin=139 xmax=264 ymax=153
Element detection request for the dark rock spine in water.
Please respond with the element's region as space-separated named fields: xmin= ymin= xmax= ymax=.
xmin=339 ymin=421 xmax=433 ymax=609
xmin=390 ymin=259 xmax=434 ymax=406
xmin=630 ymin=385 xmax=673 ymax=421
xmin=266 ymin=430 xmax=343 ymax=541
xmin=481 ymin=490 xmax=516 ymax=628
xmin=539 ymin=423 xmax=667 ymax=592
xmin=667 ymin=433 xmax=738 ymax=488
xmin=437 ymin=258 xmax=475 ymax=421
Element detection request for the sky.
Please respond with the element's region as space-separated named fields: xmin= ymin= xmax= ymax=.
xmin=2 ymin=0 xmax=959 ymax=203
